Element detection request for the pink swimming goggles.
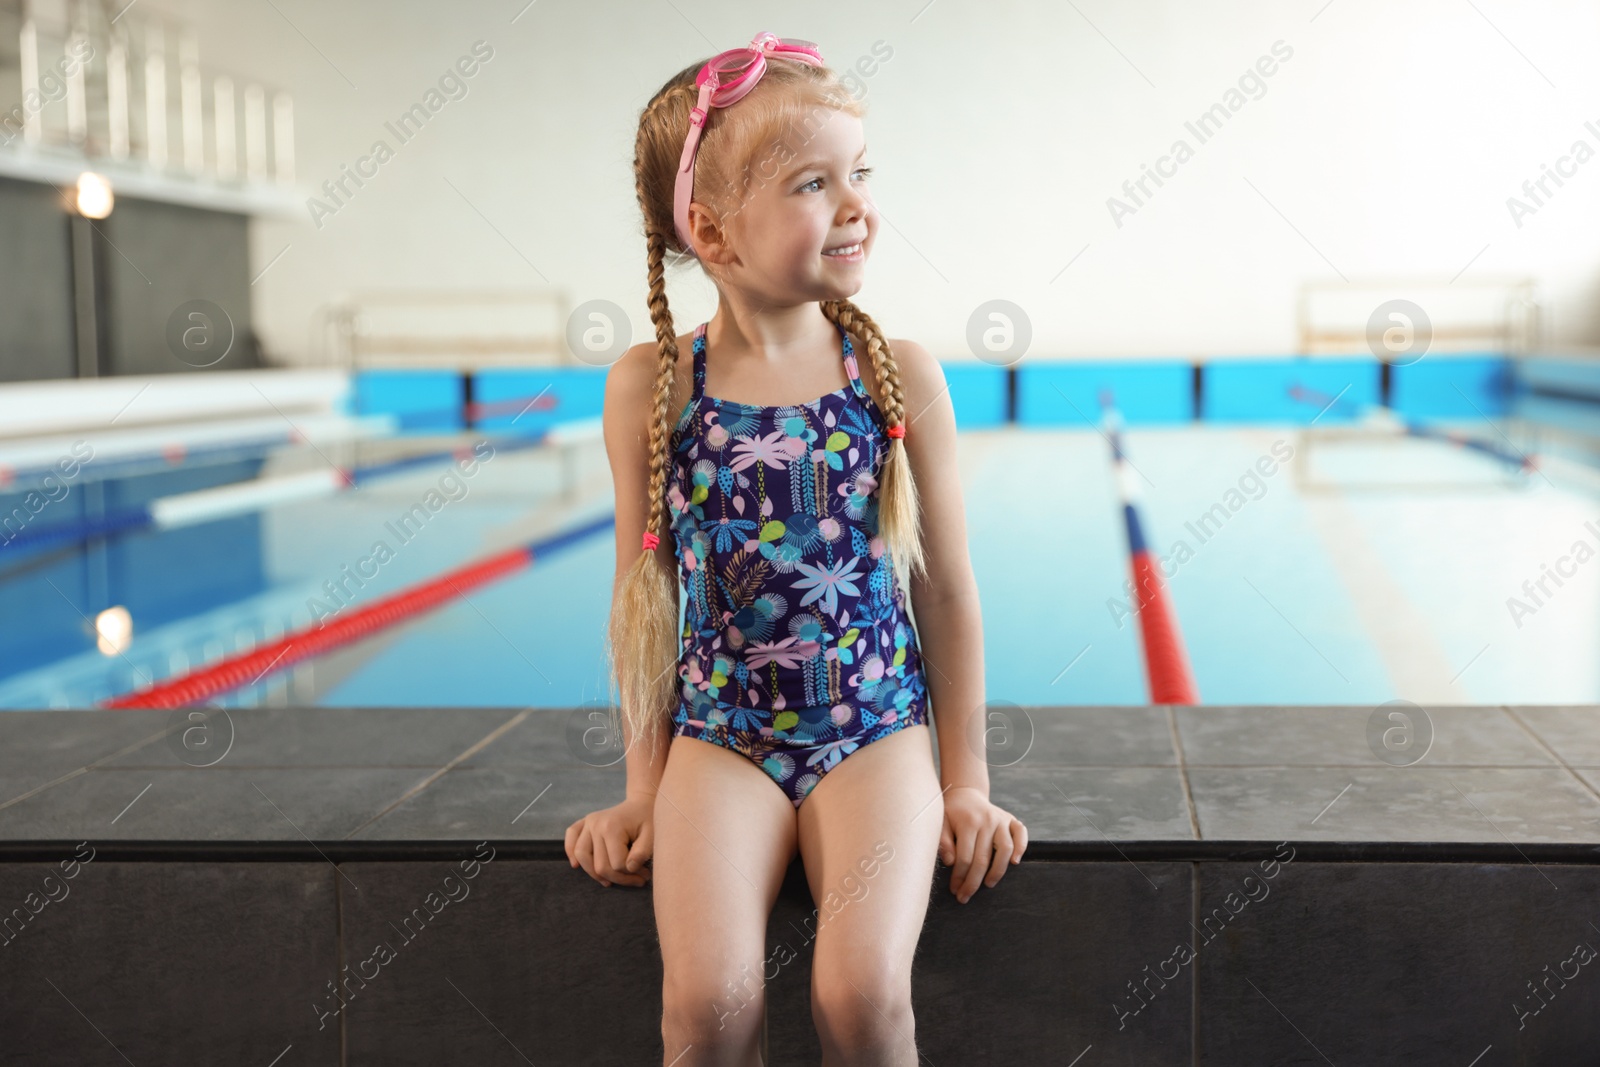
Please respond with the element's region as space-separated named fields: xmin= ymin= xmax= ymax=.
xmin=673 ymin=32 xmax=825 ymax=256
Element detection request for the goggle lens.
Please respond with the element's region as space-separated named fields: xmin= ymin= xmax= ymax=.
xmin=707 ymin=37 xmax=820 ymax=80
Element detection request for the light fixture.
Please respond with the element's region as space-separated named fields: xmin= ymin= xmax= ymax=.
xmin=95 ymin=605 xmax=133 ymax=655
xmin=75 ymin=171 xmax=114 ymax=219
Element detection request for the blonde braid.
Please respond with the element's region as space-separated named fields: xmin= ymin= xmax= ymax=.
xmin=604 ymin=213 xmax=688 ymax=763
xmin=821 ymin=298 xmax=928 ymax=586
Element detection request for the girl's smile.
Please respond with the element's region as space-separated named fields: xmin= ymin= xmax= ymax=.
xmin=822 ymin=240 xmax=865 ymax=262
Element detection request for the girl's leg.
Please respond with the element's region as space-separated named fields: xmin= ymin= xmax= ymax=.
xmin=796 ymin=724 xmax=943 ymax=1066
xmin=654 ymin=735 xmax=799 ymax=1066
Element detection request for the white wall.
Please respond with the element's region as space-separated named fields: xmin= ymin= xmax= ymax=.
xmin=172 ymin=0 xmax=1600 ymax=362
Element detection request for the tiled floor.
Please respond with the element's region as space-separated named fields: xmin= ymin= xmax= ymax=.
xmin=2 ymin=705 xmax=1596 ymax=848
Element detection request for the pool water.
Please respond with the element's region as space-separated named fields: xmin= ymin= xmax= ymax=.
xmin=1 ymin=420 xmax=1595 ymax=709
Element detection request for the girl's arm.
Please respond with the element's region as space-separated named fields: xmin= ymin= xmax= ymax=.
xmin=885 ymin=337 xmax=989 ymax=796
xmin=603 ymin=341 xmax=682 ymax=799
xmin=888 ymin=336 xmax=1026 ymax=906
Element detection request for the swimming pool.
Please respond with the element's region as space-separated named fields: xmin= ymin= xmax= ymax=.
xmin=3 ymin=407 xmax=1594 ymax=710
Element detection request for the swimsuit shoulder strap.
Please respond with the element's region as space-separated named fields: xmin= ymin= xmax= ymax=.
xmin=690 ymin=322 xmax=709 ymax=403
xmin=837 ymin=322 xmax=871 ymax=402
xmin=672 ymin=323 xmax=710 ymax=440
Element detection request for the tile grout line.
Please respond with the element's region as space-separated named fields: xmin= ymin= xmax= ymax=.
xmin=1171 ymin=704 xmax=1199 ymax=1061
xmin=341 ymin=709 xmax=534 ymax=840
xmin=1191 ymin=859 xmax=1201 ymax=1067
xmin=336 ymin=862 xmax=347 ymax=1067
xmin=0 ymin=721 xmax=185 ymax=813
xmin=1501 ymin=705 xmax=1600 ymax=805
xmin=1165 ymin=706 xmax=1203 ymax=840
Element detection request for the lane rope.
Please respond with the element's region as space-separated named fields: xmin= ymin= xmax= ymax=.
xmin=98 ymin=511 xmax=616 ymax=709
xmin=0 ymin=387 xmax=564 ymax=493
xmin=1287 ymin=382 xmax=1539 ymax=472
xmin=1 ymin=418 xmax=601 ymax=557
xmin=1098 ymin=389 xmax=1201 ymax=705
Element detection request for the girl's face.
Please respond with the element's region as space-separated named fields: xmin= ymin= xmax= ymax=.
xmin=719 ymin=109 xmax=876 ymax=303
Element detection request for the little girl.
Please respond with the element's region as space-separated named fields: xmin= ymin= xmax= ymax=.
xmin=565 ymin=31 xmax=1028 ymax=1064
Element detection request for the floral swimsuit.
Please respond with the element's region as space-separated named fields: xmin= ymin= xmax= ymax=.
xmin=667 ymin=319 xmax=930 ymax=808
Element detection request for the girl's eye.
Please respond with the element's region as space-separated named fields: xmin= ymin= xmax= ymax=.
xmin=798 ymin=167 xmax=873 ymax=193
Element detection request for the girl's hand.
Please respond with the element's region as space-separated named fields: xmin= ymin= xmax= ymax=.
xmin=565 ymin=793 xmax=654 ymax=888
xmin=938 ymin=786 xmax=1027 ymax=904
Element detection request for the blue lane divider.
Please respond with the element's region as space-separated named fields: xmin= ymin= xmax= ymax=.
xmin=1 ymin=420 xmax=602 ymax=557
xmin=1287 ymin=383 xmax=1538 ymax=472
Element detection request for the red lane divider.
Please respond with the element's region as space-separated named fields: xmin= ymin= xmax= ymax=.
xmin=1126 ymin=521 xmax=1201 ymax=705
xmin=101 ymin=546 xmax=533 ymax=709
xmin=1098 ymin=389 xmax=1201 ymax=705
xmin=463 ymin=393 xmax=561 ymax=422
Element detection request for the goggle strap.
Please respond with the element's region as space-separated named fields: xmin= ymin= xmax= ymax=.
xmin=672 ymin=35 xmax=826 ymax=255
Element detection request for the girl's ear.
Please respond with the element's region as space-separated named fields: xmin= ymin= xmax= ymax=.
xmin=687 ymin=203 xmax=738 ymax=267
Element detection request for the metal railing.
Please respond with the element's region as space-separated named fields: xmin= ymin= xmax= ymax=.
xmin=0 ymin=0 xmax=292 ymax=190
xmin=315 ymin=290 xmax=577 ymax=372
xmin=1297 ymin=277 xmax=1542 ymax=357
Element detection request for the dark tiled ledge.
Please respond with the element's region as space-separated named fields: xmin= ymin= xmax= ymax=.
xmin=4 ymin=706 xmax=1598 ymax=1065
xmin=1 ymin=705 xmax=1597 ymax=852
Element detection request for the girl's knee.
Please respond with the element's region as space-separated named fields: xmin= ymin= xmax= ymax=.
xmin=662 ymin=969 xmax=765 ymax=1049
xmin=810 ymin=970 xmax=914 ymax=1053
